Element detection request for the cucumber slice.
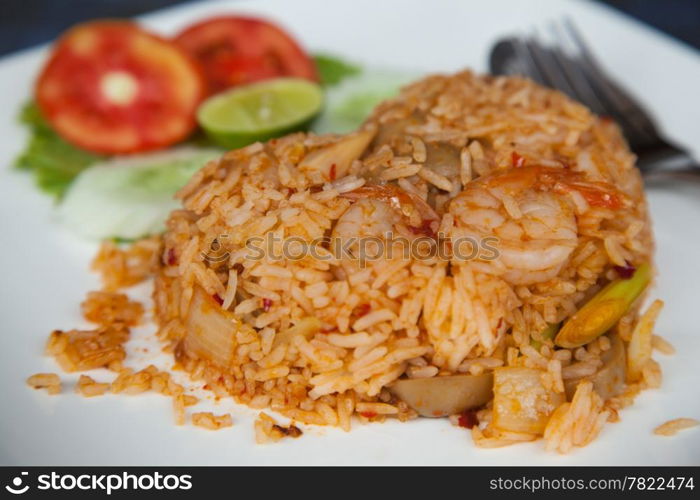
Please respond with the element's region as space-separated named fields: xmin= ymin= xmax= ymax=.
xmin=198 ymin=78 xmax=323 ymax=149
xmin=313 ymin=69 xmax=419 ymax=134
xmin=58 ymin=147 xmax=220 ymax=240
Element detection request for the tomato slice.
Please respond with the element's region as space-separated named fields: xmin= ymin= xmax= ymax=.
xmin=174 ymin=16 xmax=318 ymax=94
xmin=36 ymin=21 xmax=206 ymax=154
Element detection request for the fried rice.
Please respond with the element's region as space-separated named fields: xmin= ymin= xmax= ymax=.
xmin=40 ymin=71 xmax=671 ymax=451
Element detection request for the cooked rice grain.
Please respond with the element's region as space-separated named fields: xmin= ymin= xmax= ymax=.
xmin=653 ymin=418 xmax=699 ymax=436
xmin=192 ymin=412 xmax=233 ymax=430
xmin=27 ymin=373 xmax=61 ymax=395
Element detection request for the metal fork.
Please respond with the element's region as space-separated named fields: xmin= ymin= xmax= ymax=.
xmin=489 ymin=20 xmax=700 ymax=178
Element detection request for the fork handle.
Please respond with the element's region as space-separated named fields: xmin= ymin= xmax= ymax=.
xmin=637 ymin=141 xmax=700 ymax=178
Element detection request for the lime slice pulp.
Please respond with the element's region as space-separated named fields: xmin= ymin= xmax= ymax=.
xmin=198 ymin=78 xmax=324 ymax=149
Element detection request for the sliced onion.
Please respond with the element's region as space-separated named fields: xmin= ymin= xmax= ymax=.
xmin=492 ymin=367 xmax=565 ymax=434
xmin=272 ymin=317 xmax=321 ymax=348
xmin=182 ymin=286 xmax=241 ymax=368
xmin=564 ymin=334 xmax=626 ymax=400
xmin=389 ymin=373 xmax=493 ymax=417
xmin=299 ymin=129 xmax=374 ymax=183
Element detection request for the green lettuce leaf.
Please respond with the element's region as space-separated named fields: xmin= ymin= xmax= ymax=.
xmin=14 ymin=101 xmax=103 ymax=198
xmin=313 ymin=54 xmax=361 ymax=87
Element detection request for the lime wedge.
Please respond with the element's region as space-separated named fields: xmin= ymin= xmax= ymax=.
xmin=197 ymin=78 xmax=324 ymax=149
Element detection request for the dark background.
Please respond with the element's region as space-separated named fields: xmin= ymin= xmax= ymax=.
xmin=2 ymin=0 xmax=700 ymax=56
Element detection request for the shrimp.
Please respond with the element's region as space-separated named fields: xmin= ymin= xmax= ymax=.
xmin=332 ymin=198 xmax=400 ymax=243
xmin=330 ymin=197 xmax=402 ymax=272
xmin=449 ymin=166 xmax=596 ymax=285
xmin=340 ymin=184 xmax=439 ymax=233
xmin=331 ymin=184 xmax=440 ymax=267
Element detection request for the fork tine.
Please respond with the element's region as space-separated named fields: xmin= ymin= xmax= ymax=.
xmin=512 ymin=37 xmax=548 ymax=86
xmin=523 ymin=33 xmax=580 ymax=99
xmin=561 ymin=19 xmax=658 ymax=146
xmin=548 ymin=22 xmax=608 ymax=116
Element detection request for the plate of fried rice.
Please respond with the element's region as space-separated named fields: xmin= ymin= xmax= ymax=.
xmin=2 ymin=0 xmax=700 ymax=465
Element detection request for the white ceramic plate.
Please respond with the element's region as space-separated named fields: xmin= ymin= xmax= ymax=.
xmin=1 ymin=0 xmax=699 ymax=465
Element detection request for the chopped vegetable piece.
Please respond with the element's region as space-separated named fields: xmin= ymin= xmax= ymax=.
xmin=564 ymin=335 xmax=626 ymax=400
xmin=627 ymin=299 xmax=664 ymax=382
xmin=313 ymin=54 xmax=361 ymax=86
xmin=175 ymin=16 xmax=317 ymax=94
xmin=555 ymin=263 xmax=651 ymax=348
xmin=300 ymin=129 xmax=374 ymax=183
xmin=492 ymin=367 xmax=565 ymax=434
xmin=197 ymin=78 xmax=323 ymax=149
xmin=271 ymin=317 xmax=322 ymax=348
xmin=182 ymin=286 xmax=244 ymax=368
xmin=530 ymin=323 xmax=559 ymax=349
xmin=36 ymin=21 xmax=206 ymax=154
xmin=389 ymin=373 xmax=493 ymax=418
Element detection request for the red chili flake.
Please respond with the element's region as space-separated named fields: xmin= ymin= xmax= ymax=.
xmin=354 ymin=303 xmax=371 ymax=317
xmin=555 ymin=183 xmax=624 ymax=210
xmin=273 ymin=424 xmax=303 ymax=438
xmin=212 ymin=294 xmax=224 ymax=306
xmin=165 ymin=248 xmax=177 ymax=266
xmin=554 ymin=154 xmax=572 ymax=169
xmin=614 ymin=262 xmax=636 ymax=279
xmin=408 ymin=220 xmax=437 ymax=239
xmin=360 ymin=411 xmax=378 ymax=419
xmin=577 ymin=187 xmax=623 ymax=210
xmin=262 ymin=298 xmax=273 ymax=312
xmin=457 ymin=409 xmax=479 ymax=429
xmin=511 ymin=151 xmax=526 ymax=168
xmin=329 ymin=163 xmax=337 ymax=181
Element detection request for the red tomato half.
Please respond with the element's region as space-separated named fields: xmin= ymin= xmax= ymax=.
xmin=36 ymin=21 xmax=206 ymax=154
xmin=174 ymin=16 xmax=318 ymax=94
